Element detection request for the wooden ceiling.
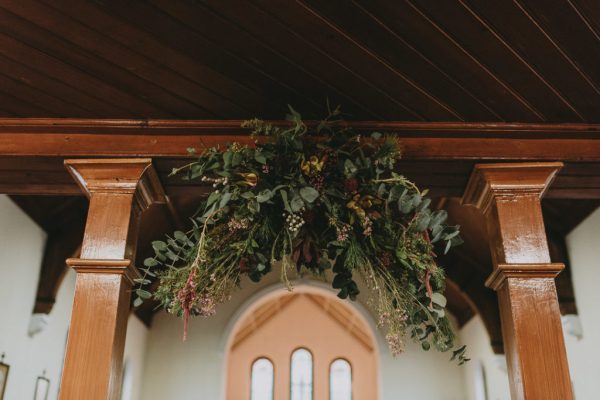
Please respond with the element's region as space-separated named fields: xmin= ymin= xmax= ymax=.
xmin=0 ymin=1 xmax=599 ymax=121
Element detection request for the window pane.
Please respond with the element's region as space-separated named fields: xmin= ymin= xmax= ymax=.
xmin=330 ymin=359 xmax=352 ymax=400
xmin=251 ymin=358 xmax=274 ymax=400
xmin=290 ymin=348 xmax=313 ymax=400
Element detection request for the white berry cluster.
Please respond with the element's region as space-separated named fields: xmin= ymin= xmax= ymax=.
xmin=201 ymin=175 xmax=228 ymax=188
xmin=284 ymin=211 xmax=305 ymax=233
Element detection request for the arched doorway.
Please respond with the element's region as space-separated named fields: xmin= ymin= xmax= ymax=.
xmin=225 ymin=286 xmax=379 ymax=399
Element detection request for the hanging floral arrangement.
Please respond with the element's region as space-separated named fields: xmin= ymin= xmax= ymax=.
xmin=135 ymin=106 xmax=468 ymax=364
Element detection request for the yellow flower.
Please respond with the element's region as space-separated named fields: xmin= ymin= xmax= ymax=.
xmin=347 ymin=194 xmax=382 ymax=223
xmin=301 ymin=156 xmax=325 ymax=177
xmin=238 ymin=172 xmax=258 ymax=187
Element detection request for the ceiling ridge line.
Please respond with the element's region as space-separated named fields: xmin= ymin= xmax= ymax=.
xmin=405 ymin=0 xmax=547 ymax=122
xmin=297 ymin=0 xmax=465 ymax=121
xmin=567 ymin=0 xmax=600 ymax=44
xmin=456 ymin=0 xmax=586 ymax=122
xmin=249 ymin=0 xmax=426 ymax=121
xmin=352 ymin=0 xmax=504 ymax=122
xmin=512 ymin=0 xmax=600 ymax=98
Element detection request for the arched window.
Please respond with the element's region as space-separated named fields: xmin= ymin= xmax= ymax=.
xmin=290 ymin=348 xmax=313 ymax=400
xmin=251 ymin=358 xmax=274 ymax=400
xmin=329 ymin=359 xmax=352 ymax=400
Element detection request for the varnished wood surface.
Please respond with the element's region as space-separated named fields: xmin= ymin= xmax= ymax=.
xmin=0 ymin=1 xmax=599 ymax=122
xmin=59 ymin=159 xmax=165 ymax=400
xmin=463 ymin=163 xmax=573 ymax=400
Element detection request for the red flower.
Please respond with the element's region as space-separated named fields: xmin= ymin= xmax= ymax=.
xmin=344 ymin=178 xmax=359 ymax=193
xmin=239 ymin=258 xmax=250 ymax=273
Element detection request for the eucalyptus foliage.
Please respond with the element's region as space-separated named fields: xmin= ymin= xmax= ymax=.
xmin=136 ymin=106 xmax=468 ymax=364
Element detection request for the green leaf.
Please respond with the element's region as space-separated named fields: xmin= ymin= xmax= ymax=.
xmin=219 ymin=192 xmax=232 ymax=208
xmin=134 ymin=278 xmax=151 ymax=285
xmin=248 ymin=199 xmax=260 ymax=213
xmin=206 ymin=191 xmax=221 ymax=207
xmin=257 ymin=263 xmax=266 ymax=272
xmin=133 ymin=297 xmax=144 ymax=308
xmin=232 ymin=152 xmax=242 ymax=167
xmin=299 ymin=186 xmax=319 ymax=203
xmin=344 ymin=159 xmax=358 ymax=177
xmin=431 ymin=292 xmax=447 ymax=308
xmin=291 ymin=195 xmax=304 ymax=212
xmin=174 ymin=231 xmax=187 ymax=243
xmin=223 ymin=151 xmax=233 ymax=168
xmin=280 ymin=190 xmax=292 ymax=213
xmin=257 ymin=189 xmax=274 ymax=203
xmin=143 ymin=257 xmax=158 ymax=267
xmin=135 ymin=289 xmax=152 ymax=299
xmin=254 ymin=152 xmax=267 ymax=165
xmin=152 ymin=241 xmax=168 ymax=252
xmin=371 ymin=131 xmax=382 ymax=140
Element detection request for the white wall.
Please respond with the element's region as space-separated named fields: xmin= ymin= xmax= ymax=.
xmin=0 ymin=195 xmax=148 ymax=400
xmin=460 ymin=316 xmax=510 ymax=400
xmin=142 ymin=273 xmax=467 ymax=400
xmin=564 ymin=207 xmax=600 ymax=399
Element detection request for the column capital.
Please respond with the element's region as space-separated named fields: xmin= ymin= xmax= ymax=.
xmin=461 ymin=162 xmax=563 ymax=213
xmin=64 ymin=158 xmax=166 ymax=210
xmin=485 ymin=263 xmax=564 ymax=291
xmin=66 ymin=258 xmax=141 ymax=284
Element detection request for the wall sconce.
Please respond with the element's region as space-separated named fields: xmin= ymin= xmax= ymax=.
xmin=33 ymin=371 xmax=50 ymax=400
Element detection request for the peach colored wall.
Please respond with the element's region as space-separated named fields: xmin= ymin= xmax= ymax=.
xmin=226 ymin=294 xmax=378 ymax=400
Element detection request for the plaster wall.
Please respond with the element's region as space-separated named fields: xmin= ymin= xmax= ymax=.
xmin=141 ymin=275 xmax=467 ymax=400
xmin=0 ymin=195 xmax=148 ymax=400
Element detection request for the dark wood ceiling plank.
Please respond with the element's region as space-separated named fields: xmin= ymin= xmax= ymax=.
xmin=250 ymin=0 xmax=458 ymax=120
xmin=295 ymin=0 xmax=463 ymax=121
xmin=80 ymin=0 xmax=283 ymax=118
xmin=572 ymin=0 xmax=600 ymax=42
xmin=155 ymin=0 xmax=390 ymax=120
xmin=514 ymin=0 xmax=600 ymax=98
xmin=356 ymin=0 xmax=541 ymax=122
xmin=0 ymin=89 xmax=55 ymax=117
xmin=1 ymin=1 xmax=220 ymax=119
xmin=203 ymin=0 xmax=422 ymax=120
xmin=408 ymin=0 xmax=584 ymax=122
xmin=0 ymin=70 xmax=95 ymax=118
xmin=0 ymin=32 xmax=155 ymax=118
xmin=301 ymin=0 xmax=500 ymax=121
xmin=38 ymin=0 xmax=261 ymax=118
xmin=513 ymin=0 xmax=600 ymax=98
xmin=0 ymin=54 xmax=117 ymax=118
xmin=460 ymin=0 xmax=600 ymax=122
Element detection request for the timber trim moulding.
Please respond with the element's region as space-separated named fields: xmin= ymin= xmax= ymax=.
xmin=0 ymin=119 xmax=600 ymax=160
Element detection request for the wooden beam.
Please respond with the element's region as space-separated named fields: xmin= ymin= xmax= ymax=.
xmin=0 ymin=119 xmax=599 ymax=160
xmin=463 ymin=162 xmax=573 ymax=400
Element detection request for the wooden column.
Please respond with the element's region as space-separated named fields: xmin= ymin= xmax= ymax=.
xmin=59 ymin=159 xmax=165 ymax=400
xmin=462 ymin=162 xmax=572 ymax=400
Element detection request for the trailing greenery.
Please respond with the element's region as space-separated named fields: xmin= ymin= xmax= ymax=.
xmin=135 ymin=106 xmax=468 ymax=364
